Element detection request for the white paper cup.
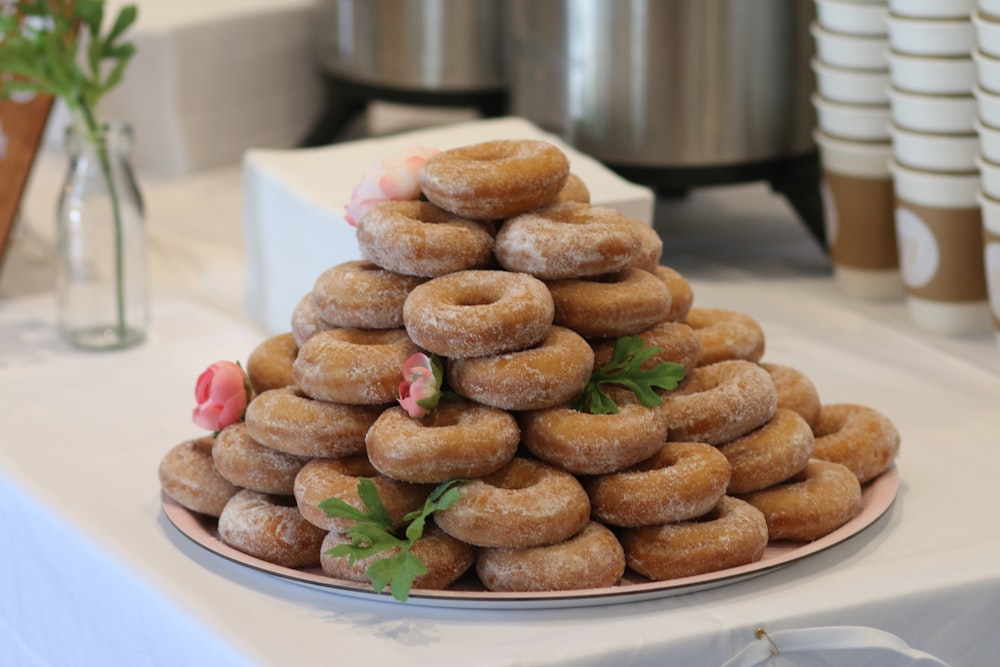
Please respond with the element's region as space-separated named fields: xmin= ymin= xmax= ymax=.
xmin=974 ymin=118 xmax=1000 ymax=162
xmin=812 ymin=59 xmax=890 ymax=104
xmin=977 ymin=191 xmax=1000 ymax=341
xmin=816 ymin=0 xmax=889 ymax=35
xmin=890 ymin=160 xmax=992 ymax=334
xmin=812 ymin=94 xmax=892 ymax=141
xmin=888 ymin=88 xmax=977 ymax=133
xmin=816 ymin=131 xmax=903 ymax=300
xmin=889 ymin=0 xmax=974 ymax=19
xmin=973 ymin=84 xmax=1000 ymax=127
xmin=973 ymin=48 xmax=1000 ymax=93
xmin=888 ymin=14 xmax=975 ymax=56
xmin=889 ymin=124 xmax=979 ymax=172
xmin=810 ymin=22 xmax=889 ymax=70
xmin=976 ymin=155 xmax=1000 ymax=199
xmin=889 ymin=51 xmax=976 ymax=94
xmin=973 ymin=11 xmax=1000 ymax=59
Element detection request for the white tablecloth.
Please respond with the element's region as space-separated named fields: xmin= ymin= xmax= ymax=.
xmin=2 ymin=132 xmax=999 ymax=667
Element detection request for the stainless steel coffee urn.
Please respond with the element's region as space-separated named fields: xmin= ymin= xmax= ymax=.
xmin=505 ymin=0 xmax=823 ymax=240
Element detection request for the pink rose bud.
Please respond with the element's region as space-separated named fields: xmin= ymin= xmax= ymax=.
xmin=192 ymin=360 xmax=250 ymax=431
xmin=344 ymin=146 xmax=439 ymax=226
xmin=397 ymin=353 xmax=442 ymax=418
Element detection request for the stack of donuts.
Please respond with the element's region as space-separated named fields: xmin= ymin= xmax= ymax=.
xmin=159 ymin=139 xmax=901 ymax=593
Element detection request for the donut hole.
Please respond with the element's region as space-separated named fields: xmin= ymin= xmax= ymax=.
xmin=419 ymin=410 xmax=463 ymax=429
xmin=483 ymin=463 xmax=545 ymax=491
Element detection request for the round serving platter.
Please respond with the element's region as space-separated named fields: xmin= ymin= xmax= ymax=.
xmin=162 ymin=465 xmax=899 ymax=610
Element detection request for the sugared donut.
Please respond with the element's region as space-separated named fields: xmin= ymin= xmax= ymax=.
xmin=418 ymin=139 xmax=570 ymax=220
xmin=494 ymin=202 xmax=642 ymax=280
xmin=718 ymin=409 xmax=815 ymax=494
xmin=476 ymin=521 xmax=625 ymax=592
xmin=592 ymin=320 xmax=701 ymax=376
xmin=212 ymin=422 xmax=310 ymax=496
xmin=812 ymin=403 xmax=900 ymax=483
xmin=320 ymin=522 xmax=476 ymax=591
xmin=620 ymin=496 xmax=769 ymax=580
xmin=218 ymin=489 xmax=327 ymax=568
xmin=158 ymin=436 xmax=240 ymax=517
xmin=557 ymin=172 xmax=591 ymax=204
xmin=625 ymin=219 xmax=663 ymax=272
xmin=660 ymin=360 xmax=778 ymax=445
xmin=434 ymin=457 xmax=591 ymax=549
xmin=292 ymin=327 xmax=421 ymax=405
xmin=761 ymin=362 xmax=822 ymax=429
xmin=739 ymin=459 xmax=863 ymax=541
xmin=518 ymin=393 xmax=669 ymax=475
xmin=290 ymin=292 xmax=332 ymax=347
xmin=403 ymin=270 xmax=554 ymax=358
xmin=366 ymin=402 xmax=520 ymax=484
xmin=445 ymin=326 xmax=594 ymax=411
xmin=546 ymin=268 xmax=672 ymax=338
xmin=584 ymin=442 xmax=732 ymax=527
xmin=311 ymin=260 xmax=426 ymax=329
xmin=357 ymin=201 xmax=495 ymax=278
xmin=652 ymin=266 xmax=694 ymax=322
xmin=245 ymin=332 xmax=297 ymax=394
xmin=685 ymin=307 xmax=766 ymax=366
xmin=293 ymin=456 xmax=431 ymax=532
xmin=245 ymin=387 xmax=381 ymax=458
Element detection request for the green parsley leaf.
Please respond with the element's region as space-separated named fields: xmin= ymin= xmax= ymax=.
xmin=573 ymin=335 xmax=687 ymax=415
xmin=320 ymin=478 xmax=465 ymax=601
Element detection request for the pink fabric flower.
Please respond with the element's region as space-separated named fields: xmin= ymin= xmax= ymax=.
xmin=192 ymin=361 xmax=251 ymax=431
xmin=344 ymin=145 xmax=439 ymax=227
xmin=397 ymin=353 xmax=442 ymax=418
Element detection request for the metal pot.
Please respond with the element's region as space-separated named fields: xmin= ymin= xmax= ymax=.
xmin=505 ymin=0 xmax=817 ymax=169
xmin=311 ymin=0 xmax=506 ymax=93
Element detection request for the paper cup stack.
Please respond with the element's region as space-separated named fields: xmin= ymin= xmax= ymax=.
xmin=884 ymin=0 xmax=992 ymax=335
xmin=974 ymin=0 xmax=1000 ymax=342
xmin=811 ymin=0 xmax=901 ymax=300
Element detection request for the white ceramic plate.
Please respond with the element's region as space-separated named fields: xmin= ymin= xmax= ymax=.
xmin=162 ymin=466 xmax=900 ymax=610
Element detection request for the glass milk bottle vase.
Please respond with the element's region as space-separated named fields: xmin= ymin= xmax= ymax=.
xmin=56 ymin=120 xmax=149 ymax=350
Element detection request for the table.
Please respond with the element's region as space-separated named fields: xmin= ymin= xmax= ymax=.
xmin=2 ymin=141 xmax=999 ymax=667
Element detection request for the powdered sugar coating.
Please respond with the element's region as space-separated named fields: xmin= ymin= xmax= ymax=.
xmin=321 ymin=523 xmax=476 ymax=590
xmin=245 ymin=386 xmax=381 ymax=458
xmin=293 ymin=327 xmax=421 ymax=405
xmin=812 ymin=403 xmax=900 ymax=483
xmin=519 ymin=400 xmax=670 ymax=475
xmin=419 ymin=140 xmax=569 ymax=219
xmin=366 ymin=402 xmax=519 ymax=484
xmin=685 ymin=307 xmax=766 ymax=366
xmin=246 ymin=332 xmax=298 ymax=394
xmin=217 ymin=489 xmax=327 ymax=568
xmin=621 ymin=496 xmax=769 ymax=580
xmin=476 ymin=521 xmax=625 ymax=592
xmin=291 ymin=293 xmax=333 ymax=347
xmin=494 ymin=202 xmax=641 ymax=279
xmin=212 ymin=422 xmax=310 ymax=495
xmin=434 ymin=457 xmax=591 ymax=549
xmin=718 ymin=408 xmax=815 ymax=494
xmin=445 ymin=325 xmax=594 ymax=410
xmin=293 ymin=456 xmax=431 ymax=532
xmin=546 ymin=267 xmax=673 ymax=338
xmin=312 ymin=260 xmax=426 ymax=329
xmin=357 ymin=200 xmax=495 ymax=278
xmin=403 ymin=270 xmax=554 ymax=358
xmin=585 ymin=442 xmax=732 ymax=527
xmin=738 ymin=459 xmax=863 ymax=541
xmin=761 ymin=362 xmax=822 ymax=429
xmin=660 ymin=360 xmax=778 ymax=445
xmin=158 ymin=436 xmax=240 ymax=517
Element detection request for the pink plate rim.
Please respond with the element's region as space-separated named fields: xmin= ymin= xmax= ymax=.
xmin=161 ymin=465 xmax=899 ymax=610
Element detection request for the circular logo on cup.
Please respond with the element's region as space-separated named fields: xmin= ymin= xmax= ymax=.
xmin=821 ymin=179 xmax=838 ymax=247
xmin=986 ymin=242 xmax=1000 ymax=320
xmin=895 ymin=207 xmax=939 ymax=289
